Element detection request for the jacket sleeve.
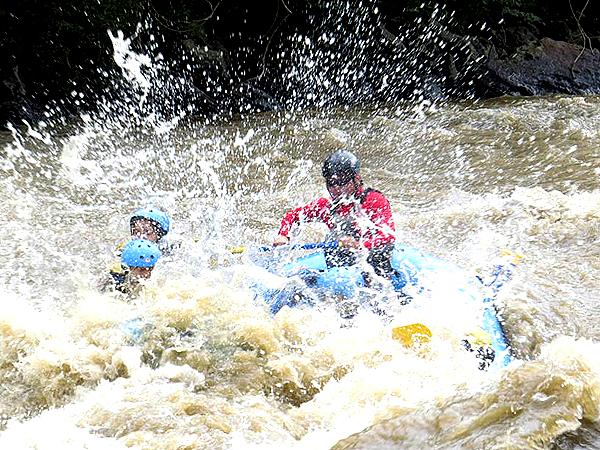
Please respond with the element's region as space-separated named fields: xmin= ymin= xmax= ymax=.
xmin=277 ymin=197 xmax=331 ymax=237
xmin=360 ymin=191 xmax=396 ymax=249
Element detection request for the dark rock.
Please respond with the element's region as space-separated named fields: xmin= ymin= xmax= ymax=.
xmin=479 ymin=38 xmax=600 ymax=97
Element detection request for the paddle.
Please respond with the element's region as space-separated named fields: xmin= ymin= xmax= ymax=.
xmin=229 ymin=241 xmax=339 ymax=254
xmin=392 ymin=323 xmax=432 ymax=348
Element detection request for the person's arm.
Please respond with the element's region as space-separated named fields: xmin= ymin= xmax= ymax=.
xmin=98 ymin=266 xmax=127 ymax=293
xmin=99 ymin=240 xmax=129 ymax=292
xmin=360 ymin=192 xmax=396 ymax=249
xmin=274 ymin=197 xmax=331 ymax=244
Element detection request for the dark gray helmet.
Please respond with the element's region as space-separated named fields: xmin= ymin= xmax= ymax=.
xmin=321 ymin=150 xmax=360 ymax=184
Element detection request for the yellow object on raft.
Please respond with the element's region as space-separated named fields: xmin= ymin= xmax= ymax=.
xmin=392 ymin=323 xmax=432 ymax=348
xmin=500 ymin=248 xmax=524 ymax=265
xmin=466 ymin=328 xmax=492 ymax=346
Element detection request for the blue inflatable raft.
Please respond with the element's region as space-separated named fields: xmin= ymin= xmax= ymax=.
xmin=249 ymin=242 xmax=517 ymax=369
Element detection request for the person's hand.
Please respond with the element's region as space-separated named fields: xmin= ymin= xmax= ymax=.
xmin=338 ymin=235 xmax=361 ymax=249
xmin=272 ymin=234 xmax=290 ymax=246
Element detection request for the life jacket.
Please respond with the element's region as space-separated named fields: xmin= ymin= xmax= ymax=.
xmin=329 ymin=187 xmax=380 ymax=240
xmin=325 ymin=187 xmax=382 ymax=267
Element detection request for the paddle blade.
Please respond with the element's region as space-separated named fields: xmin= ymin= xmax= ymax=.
xmin=229 ymin=246 xmax=247 ymax=254
xmin=392 ymin=323 xmax=432 ymax=348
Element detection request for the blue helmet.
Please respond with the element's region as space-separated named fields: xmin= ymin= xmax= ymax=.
xmin=121 ymin=239 xmax=162 ymax=268
xmin=130 ymin=206 xmax=170 ymax=238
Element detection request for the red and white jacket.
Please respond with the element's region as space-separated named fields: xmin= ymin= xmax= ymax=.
xmin=277 ymin=186 xmax=395 ymax=250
